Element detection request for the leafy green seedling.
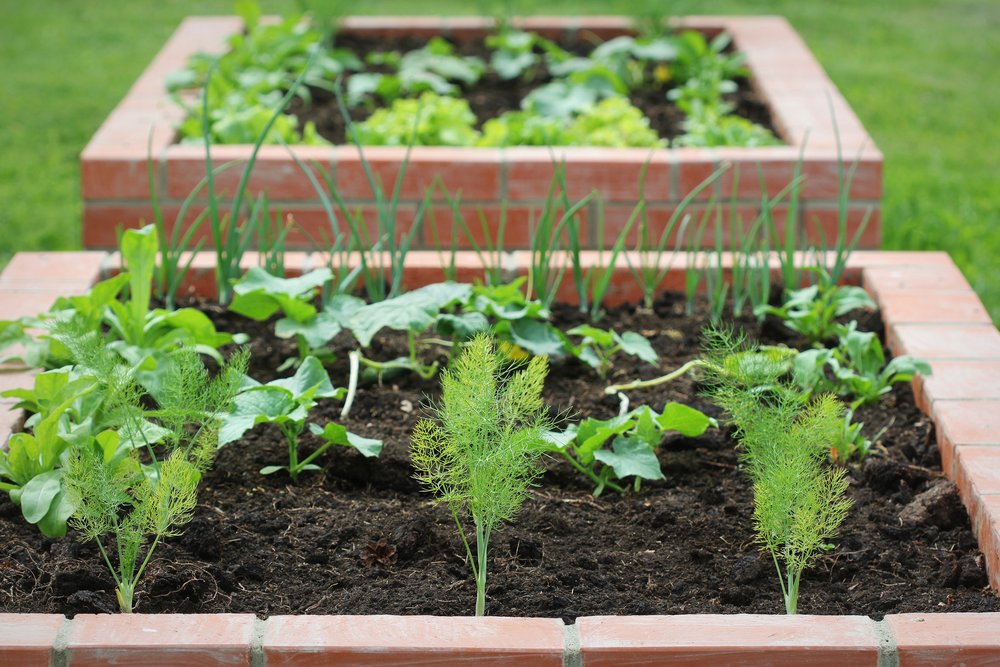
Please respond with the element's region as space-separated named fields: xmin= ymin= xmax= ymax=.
xmin=220 ymin=356 xmax=381 ymax=481
xmin=793 ymin=321 xmax=932 ymax=409
xmin=0 ymin=370 xmax=99 ymax=536
xmin=756 ymin=279 xmax=876 ymax=346
xmin=543 ymin=402 xmax=715 ymax=496
xmin=702 ymin=328 xmax=852 ymax=615
xmin=63 ymin=345 xmax=248 ymax=613
xmin=830 ymin=408 xmax=886 ymax=464
xmin=229 ymin=266 xmax=361 ymax=368
xmin=411 ymin=335 xmax=549 ymax=616
xmin=347 ymin=281 xmax=472 ymax=381
xmin=566 ymin=325 xmax=658 ymax=379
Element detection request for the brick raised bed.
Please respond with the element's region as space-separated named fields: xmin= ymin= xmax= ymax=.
xmin=1 ymin=250 xmax=999 ymax=663
xmin=81 ymin=15 xmax=883 ymax=251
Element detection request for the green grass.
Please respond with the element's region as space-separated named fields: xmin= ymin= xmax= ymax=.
xmin=2 ymin=0 xmax=997 ymax=322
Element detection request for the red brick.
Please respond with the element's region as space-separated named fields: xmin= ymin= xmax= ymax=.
xmin=954 ymin=446 xmax=1000 ymax=503
xmin=332 ymin=146 xmax=502 ymax=201
xmin=165 ymin=144 xmax=334 ymax=200
xmin=850 ymin=251 xmax=952 ymax=268
xmin=889 ymin=324 xmax=1000 ymax=361
xmin=715 ymin=149 xmax=881 ymax=201
xmin=863 ymin=263 xmax=971 ymax=299
xmin=263 ymin=615 xmax=564 ymax=666
xmin=0 ymin=614 xmax=63 ymax=667
xmin=0 ymin=290 xmax=77 ymax=321
xmin=913 ymin=361 xmax=1000 ymax=412
xmin=0 ymin=252 xmax=108 ymax=290
xmin=979 ymin=495 xmax=1000 ymax=591
xmin=600 ymin=202 xmax=792 ymax=249
xmin=80 ymin=145 xmax=155 ymax=199
xmin=887 ymin=613 xmax=1000 ymax=666
xmin=83 ymin=204 xmax=162 ymax=248
xmin=673 ymin=148 xmax=721 ymax=201
xmin=504 ymin=148 xmax=670 ymax=202
xmin=424 ymin=204 xmax=537 ymax=249
xmin=802 ymin=206 xmax=881 ymax=250
xmin=395 ymin=250 xmax=494 ymax=288
xmin=874 ymin=289 xmax=991 ymax=325
xmin=67 ymin=614 xmax=254 ymax=667
xmin=934 ymin=400 xmax=1000 ymax=446
xmin=577 ymin=615 xmax=879 ymax=666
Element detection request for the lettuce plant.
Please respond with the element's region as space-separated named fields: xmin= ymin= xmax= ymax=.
xmin=220 ymin=356 xmax=381 ymax=481
xmin=355 ymin=92 xmax=480 ymax=146
xmin=411 ymin=335 xmax=549 ymax=616
xmin=0 ymin=370 xmax=100 ymax=536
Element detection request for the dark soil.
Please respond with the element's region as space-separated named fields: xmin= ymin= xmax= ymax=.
xmin=1 ymin=294 xmax=997 ymax=620
xmin=289 ymin=33 xmax=777 ymax=145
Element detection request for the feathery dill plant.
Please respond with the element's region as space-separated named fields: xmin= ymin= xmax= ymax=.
xmin=701 ymin=326 xmax=852 ymax=615
xmin=411 ymin=334 xmax=549 ymax=616
xmin=60 ymin=329 xmax=248 ymax=613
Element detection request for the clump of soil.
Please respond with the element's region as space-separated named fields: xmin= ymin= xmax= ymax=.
xmin=0 ymin=293 xmax=997 ymax=620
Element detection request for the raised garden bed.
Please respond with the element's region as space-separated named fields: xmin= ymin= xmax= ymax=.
xmin=1 ymin=249 xmax=998 ymax=664
xmin=81 ymin=16 xmax=883 ymax=251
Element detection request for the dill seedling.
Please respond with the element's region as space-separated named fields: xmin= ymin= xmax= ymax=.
xmin=63 ymin=342 xmax=248 ymax=613
xmin=702 ymin=327 xmax=852 ymax=614
xmin=411 ymin=334 xmax=549 ymax=616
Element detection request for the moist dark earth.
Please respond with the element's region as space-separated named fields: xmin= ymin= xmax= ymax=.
xmin=1 ymin=294 xmax=998 ymax=620
xmin=290 ymin=33 xmax=777 ymax=145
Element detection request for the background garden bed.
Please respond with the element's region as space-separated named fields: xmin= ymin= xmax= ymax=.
xmin=80 ymin=16 xmax=882 ymax=251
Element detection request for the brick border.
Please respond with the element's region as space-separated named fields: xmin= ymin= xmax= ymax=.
xmin=2 ymin=250 xmax=999 ymax=663
xmin=80 ymin=15 xmax=883 ymax=251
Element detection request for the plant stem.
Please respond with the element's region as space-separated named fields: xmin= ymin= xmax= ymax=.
xmin=282 ymin=423 xmax=301 ymax=483
xmin=475 ymin=518 xmax=488 ymax=617
xmin=559 ymin=450 xmax=625 ymax=495
xmin=341 ymin=350 xmax=360 ymax=419
xmin=604 ymin=359 xmax=712 ymax=395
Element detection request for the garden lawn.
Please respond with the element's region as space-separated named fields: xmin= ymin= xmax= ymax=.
xmin=1 ymin=0 xmax=997 ymax=321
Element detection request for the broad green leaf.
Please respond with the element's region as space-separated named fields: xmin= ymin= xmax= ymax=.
xmin=435 ymin=312 xmax=489 ymax=340
xmin=507 ymin=319 xmax=565 ymax=357
xmin=657 ymin=402 xmax=715 ymax=437
xmin=346 ymin=431 xmax=383 ymax=458
xmin=540 ymin=427 xmax=577 ymax=451
xmin=349 ymin=282 xmax=471 ymax=347
xmin=633 ymin=406 xmax=660 ymax=446
xmin=219 ymin=386 xmax=296 ymax=445
xmin=594 ymin=436 xmax=665 ymax=482
xmin=311 ymin=422 xmax=384 ymax=458
xmin=617 ymin=331 xmax=658 ymax=365
xmin=324 ymin=294 xmax=365 ymax=323
xmin=575 ymin=414 xmax=635 ymax=463
xmin=19 ymin=470 xmax=62 ymax=523
xmin=231 ymin=267 xmax=330 ymax=322
xmin=492 ymin=50 xmax=535 ymax=79
xmin=120 ymin=225 xmax=158 ymax=345
xmin=35 ymin=490 xmax=75 ymax=538
xmin=159 ymin=308 xmax=239 ymax=348
xmin=275 ymin=312 xmax=343 ymax=349
xmin=568 ymin=325 xmax=615 ymax=348
xmin=269 ymin=356 xmax=339 ymax=400
xmin=260 ymin=465 xmax=286 ymax=475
